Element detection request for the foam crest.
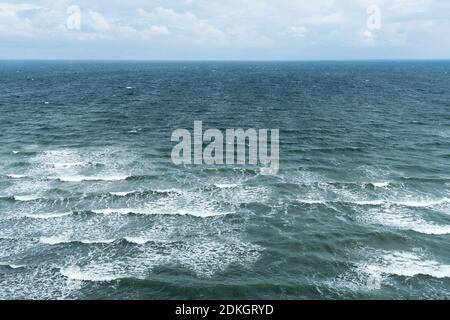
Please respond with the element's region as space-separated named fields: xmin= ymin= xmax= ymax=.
xmin=39 ymin=236 xmax=115 ymax=245
xmin=53 ymin=175 xmax=129 ymax=182
xmin=60 ymin=265 xmax=125 ymax=282
xmin=361 ymin=208 xmax=450 ymax=235
xmin=359 ymin=251 xmax=450 ymax=279
xmin=91 ymin=207 xmax=228 ymax=218
xmin=7 ymin=174 xmax=27 ymax=179
xmin=14 ymin=195 xmax=40 ymax=202
xmin=24 ymin=212 xmax=72 ymax=219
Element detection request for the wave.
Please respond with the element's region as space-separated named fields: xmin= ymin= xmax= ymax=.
xmin=109 ymin=191 xmax=137 ymax=196
xmin=123 ymin=237 xmax=167 ymax=245
xmin=91 ymin=207 xmax=227 ymax=218
xmin=214 ymin=183 xmax=239 ymax=189
xmin=399 ymin=177 xmax=450 ymax=183
xmin=50 ymin=175 xmax=129 ymax=182
xmin=7 ymin=174 xmax=27 ymax=179
xmin=60 ymin=265 xmax=125 ymax=282
xmin=369 ymin=182 xmax=390 ymax=188
xmin=296 ymin=198 xmax=450 ymax=208
xmin=394 ymin=198 xmax=450 ymax=208
xmin=39 ymin=237 xmax=115 ymax=245
xmin=108 ymin=189 xmax=181 ymax=197
xmin=359 ymin=251 xmax=450 ymax=279
xmin=39 ymin=236 xmax=164 ymax=246
xmin=296 ymin=199 xmax=384 ymax=206
xmin=13 ymin=195 xmax=40 ymax=202
xmin=361 ymin=208 xmax=450 ymax=235
xmin=24 ymin=212 xmax=72 ymax=219
xmin=23 ymin=206 xmax=228 ymax=220
xmin=0 ymin=262 xmax=26 ymax=269
xmin=52 ymin=162 xmax=89 ymax=168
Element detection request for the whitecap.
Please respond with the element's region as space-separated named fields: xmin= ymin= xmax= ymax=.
xmin=40 ymin=236 xmax=115 ymax=245
xmin=14 ymin=195 xmax=40 ymax=202
xmin=39 ymin=236 xmax=69 ymax=245
xmin=52 ymin=162 xmax=87 ymax=168
xmin=372 ymin=182 xmax=390 ymax=188
xmin=24 ymin=212 xmax=72 ymax=219
xmin=154 ymin=188 xmax=182 ymax=194
xmin=214 ymin=183 xmax=239 ymax=189
xmin=395 ymin=198 xmax=450 ymax=208
xmin=91 ymin=207 xmax=228 ymax=218
xmin=0 ymin=262 xmax=26 ymax=269
xmin=359 ymin=251 xmax=450 ymax=279
xmin=78 ymin=239 xmax=115 ymax=244
xmin=52 ymin=175 xmax=129 ymax=182
xmin=7 ymin=174 xmax=27 ymax=179
xmin=361 ymin=208 xmax=450 ymax=235
xmin=60 ymin=265 xmax=124 ymax=282
xmin=297 ymin=199 xmax=327 ymax=204
xmin=352 ymin=200 xmax=385 ymax=206
xmin=109 ymin=191 xmax=136 ymax=196
xmin=124 ymin=237 xmax=154 ymax=245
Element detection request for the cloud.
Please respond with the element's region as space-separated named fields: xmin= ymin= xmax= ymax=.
xmin=0 ymin=0 xmax=449 ymax=59
xmin=149 ymin=25 xmax=169 ymax=35
xmin=87 ymin=10 xmax=110 ymax=32
xmin=0 ymin=2 xmax=41 ymax=36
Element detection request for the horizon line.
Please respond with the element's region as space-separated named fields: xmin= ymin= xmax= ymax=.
xmin=1 ymin=58 xmax=450 ymax=62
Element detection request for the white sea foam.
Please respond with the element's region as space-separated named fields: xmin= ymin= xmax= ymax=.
xmin=0 ymin=262 xmax=26 ymax=269
xmin=91 ymin=207 xmax=226 ymax=218
xmin=7 ymin=174 xmax=26 ymax=179
xmin=52 ymin=162 xmax=87 ymax=168
xmin=40 ymin=236 xmax=115 ymax=245
xmin=92 ymin=208 xmax=145 ymax=215
xmin=12 ymin=150 xmax=20 ymax=154
xmin=296 ymin=198 xmax=450 ymax=209
xmin=361 ymin=208 xmax=450 ymax=235
xmin=154 ymin=188 xmax=183 ymax=194
xmin=78 ymin=239 xmax=115 ymax=244
xmin=124 ymin=237 xmax=154 ymax=245
xmin=109 ymin=191 xmax=136 ymax=196
xmin=14 ymin=195 xmax=40 ymax=202
xmin=359 ymin=251 xmax=450 ymax=279
xmin=372 ymin=182 xmax=390 ymax=188
xmin=296 ymin=199 xmax=383 ymax=206
xmin=352 ymin=200 xmax=385 ymax=206
xmin=297 ymin=199 xmax=327 ymax=204
xmin=214 ymin=183 xmax=239 ymax=189
xmin=39 ymin=236 xmax=69 ymax=245
xmin=395 ymin=198 xmax=450 ymax=208
xmin=60 ymin=265 xmax=124 ymax=282
xmin=25 ymin=212 xmax=72 ymax=219
xmin=57 ymin=236 xmax=261 ymax=281
xmin=53 ymin=175 xmax=129 ymax=182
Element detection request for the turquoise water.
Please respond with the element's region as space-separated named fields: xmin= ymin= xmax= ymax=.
xmin=0 ymin=61 xmax=449 ymax=299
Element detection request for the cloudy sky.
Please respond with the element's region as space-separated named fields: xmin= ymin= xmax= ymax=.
xmin=1 ymin=0 xmax=449 ymax=60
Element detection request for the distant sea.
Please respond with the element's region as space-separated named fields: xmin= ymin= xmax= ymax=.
xmin=0 ymin=61 xmax=449 ymax=299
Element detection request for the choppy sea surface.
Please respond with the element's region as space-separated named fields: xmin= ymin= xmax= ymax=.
xmin=0 ymin=61 xmax=449 ymax=299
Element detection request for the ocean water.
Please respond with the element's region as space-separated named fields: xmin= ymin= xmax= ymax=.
xmin=0 ymin=61 xmax=449 ymax=299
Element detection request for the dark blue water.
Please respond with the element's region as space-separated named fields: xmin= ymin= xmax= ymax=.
xmin=0 ymin=61 xmax=449 ymax=299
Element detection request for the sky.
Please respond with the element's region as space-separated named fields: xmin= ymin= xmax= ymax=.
xmin=0 ymin=0 xmax=449 ymax=60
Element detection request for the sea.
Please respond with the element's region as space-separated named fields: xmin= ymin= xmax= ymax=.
xmin=0 ymin=61 xmax=449 ymax=299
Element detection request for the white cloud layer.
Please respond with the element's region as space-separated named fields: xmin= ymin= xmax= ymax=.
xmin=0 ymin=0 xmax=449 ymax=59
